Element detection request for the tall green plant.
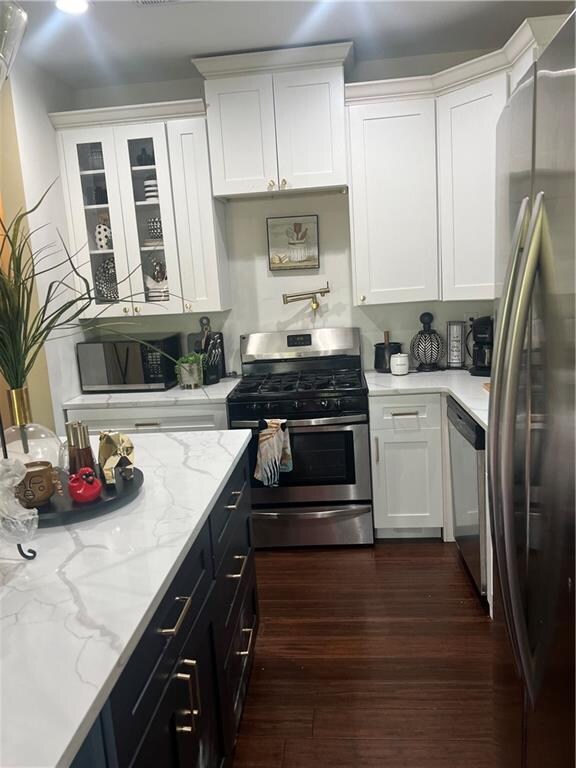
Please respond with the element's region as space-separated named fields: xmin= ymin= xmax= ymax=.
xmin=0 ymin=188 xmax=92 ymax=389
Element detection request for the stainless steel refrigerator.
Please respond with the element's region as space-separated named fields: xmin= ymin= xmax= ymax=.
xmin=489 ymin=12 xmax=575 ymax=768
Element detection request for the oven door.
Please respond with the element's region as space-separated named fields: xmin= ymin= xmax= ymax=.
xmin=229 ymin=416 xmax=371 ymax=505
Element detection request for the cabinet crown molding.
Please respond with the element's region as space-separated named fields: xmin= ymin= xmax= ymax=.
xmin=345 ymin=14 xmax=567 ymax=104
xmin=49 ymin=99 xmax=206 ymax=129
xmin=192 ymin=41 xmax=353 ymax=79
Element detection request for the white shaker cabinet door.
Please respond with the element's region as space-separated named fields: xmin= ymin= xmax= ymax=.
xmin=273 ymin=66 xmax=347 ymax=190
xmin=348 ymin=98 xmax=439 ymax=305
xmin=167 ymin=118 xmax=231 ymax=313
xmin=113 ymin=122 xmax=183 ymax=316
xmin=58 ymin=126 xmax=133 ymax=318
xmin=437 ymin=73 xmax=508 ymax=300
xmin=371 ymin=427 xmax=443 ymax=530
xmin=204 ymin=74 xmax=278 ymax=196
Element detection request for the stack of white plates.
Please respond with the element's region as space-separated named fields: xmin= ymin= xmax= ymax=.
xmin=143 ymin=178 xmax=159 ymax=201
xmin=146 ymin=288 xmax=170 ymax=302
xmin=145 ymin=274 xmax=169 ymax=302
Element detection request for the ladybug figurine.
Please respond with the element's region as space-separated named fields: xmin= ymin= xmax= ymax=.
xmin=68 ymin=467 xmax=103 ymax=504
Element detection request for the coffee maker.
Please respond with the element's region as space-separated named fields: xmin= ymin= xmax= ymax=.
xmin=469 ymin=316 xmax=493 ymax=377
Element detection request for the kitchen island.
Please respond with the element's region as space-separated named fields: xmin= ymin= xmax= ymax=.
xmin=0 ymin=429 xmax=252 ymax=768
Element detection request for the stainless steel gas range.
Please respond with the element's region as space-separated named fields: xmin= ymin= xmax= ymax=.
xmin=227 ymin=328 xmax=374 ymax=548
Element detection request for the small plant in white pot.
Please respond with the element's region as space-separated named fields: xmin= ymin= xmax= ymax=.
xmin=176 ymin=353 xmax=204 ymax=389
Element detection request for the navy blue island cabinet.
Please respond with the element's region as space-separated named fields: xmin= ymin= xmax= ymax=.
xmin=72 ymin=454 xmax=257 ymax=768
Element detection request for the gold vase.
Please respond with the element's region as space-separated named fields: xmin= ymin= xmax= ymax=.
xmin=8 ymin=387 xmax=32 ymax=427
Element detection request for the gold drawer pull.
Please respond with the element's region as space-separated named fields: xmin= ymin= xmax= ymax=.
xmin=237 ymin=626 xmax=254 ymax=657
xmin=182 ymin=658 xmax=202 ymax=716
xmin=226 ymin=554 xmax=247 ymax=580
xmin=390 ymin=411 xmax=420 ymax=417
xmin=175 ymin=724 xmax=193 ymax=734
xmin=159 ymin=595 xmax=192 ymax=636
xmin=225 ymin=482 xmax=247 ymax=511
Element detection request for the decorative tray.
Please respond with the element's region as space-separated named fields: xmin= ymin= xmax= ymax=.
xmin=37 ymin=468 xmax=144 ymax=529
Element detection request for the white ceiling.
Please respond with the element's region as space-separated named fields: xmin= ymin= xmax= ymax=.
xmin=20 ymin=0 xmax=574 ymax=89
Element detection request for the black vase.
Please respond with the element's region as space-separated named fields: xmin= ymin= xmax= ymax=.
xmin=410 ymin=312 xmax=445 ymax=371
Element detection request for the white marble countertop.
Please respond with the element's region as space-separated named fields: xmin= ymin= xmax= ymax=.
xmin=0 ymin=429 xmax=251 ymax=768
xmin=365 ymin=370 xmax=490 ymax=429
xmin=62 ymin=377 xmax=240 ymax=410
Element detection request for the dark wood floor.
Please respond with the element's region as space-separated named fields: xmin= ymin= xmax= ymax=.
xmin=232 ymin=541 xmax=499 ymax=768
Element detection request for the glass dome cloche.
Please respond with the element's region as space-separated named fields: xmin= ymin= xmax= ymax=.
xmin=3 ymin=387 xmax=63 ymax=468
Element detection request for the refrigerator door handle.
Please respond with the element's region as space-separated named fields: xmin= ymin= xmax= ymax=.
xmin=489 ymin=195 xmax=531 ymax=665
xmin=499 ymin=191 xmax=546 ymax=706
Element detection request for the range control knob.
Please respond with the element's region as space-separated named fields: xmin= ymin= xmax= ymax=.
xmin=320 ymin=399 xmax=329 ymax=409
xmin=292 ymin=400 xmax=301 ymax=410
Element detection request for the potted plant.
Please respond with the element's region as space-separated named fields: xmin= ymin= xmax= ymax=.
xmin=175 ymin=353 xmax=204 ymax=389
xmin=0 ymin=189 xmax=92 ymax=460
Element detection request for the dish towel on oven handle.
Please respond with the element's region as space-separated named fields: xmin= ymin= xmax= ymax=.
xmin=254 ymin=419 xmax=293 ymax=487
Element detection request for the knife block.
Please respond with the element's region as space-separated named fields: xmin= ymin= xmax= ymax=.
xmin=203 ymin=362 xmax=220 ymax=386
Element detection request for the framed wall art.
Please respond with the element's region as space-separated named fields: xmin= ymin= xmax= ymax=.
xmin=267 ymin=215 xmax=319 ymax=271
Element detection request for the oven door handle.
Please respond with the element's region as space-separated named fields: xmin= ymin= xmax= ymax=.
xmin=252 ymin=507 xmax=370 ymax=520
xmin=230 ymin=415 xmax=367 ymax=429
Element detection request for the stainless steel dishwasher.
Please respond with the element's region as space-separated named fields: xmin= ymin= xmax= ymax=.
xmin=447 ymin=396 xmax=487 ymax=601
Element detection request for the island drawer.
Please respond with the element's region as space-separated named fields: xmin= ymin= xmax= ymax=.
xmin=210 ymin=456 xmax=251 ymax=575
xmin=107 ymin=520 xmax=213 ymax=767
xmin=218 ymin=564 xmax=258 ymax=751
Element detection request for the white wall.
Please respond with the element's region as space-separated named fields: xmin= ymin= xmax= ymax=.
xmin=73 ymin=77 xmax=204 ymax=110
xmin=112 ymin=190 xmax=492 ymax=373
xmin=349 ymin=49 xmax=490 ymax=82
xmin=69 ymin=50 xmax=490 ymax=111
xmin=9 ymin=55 xmax=81 ymax=433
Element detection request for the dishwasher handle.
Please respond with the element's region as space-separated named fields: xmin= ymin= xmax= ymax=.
xmin=447 ymin=397 xmax=485 ymax=450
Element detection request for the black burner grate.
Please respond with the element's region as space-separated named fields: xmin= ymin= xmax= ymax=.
xmin=233 ymin=370 xmax=364 ymax=397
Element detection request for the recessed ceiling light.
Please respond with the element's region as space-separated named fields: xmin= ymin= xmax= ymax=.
xmin=55 ymin=0 xmax=88 ymax=15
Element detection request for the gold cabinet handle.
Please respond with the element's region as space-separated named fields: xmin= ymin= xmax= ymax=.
xmin=390 ymin=411 xmax=420 ymax=417
xmin=122 ymin=306 xmax=129 ymax=314
xmin=225 ymin=482 xmax=246 ymax=510
xmin=159 ymin=595 xmax=192 ymax=636
xmin=226 ymin=554 xmax=247 ymax=580
xmin=374 ymin=436 xmax=380 ymax=464
xmin=360 ymin=295 xmax=366 ymax=302
xmin=267 ymin=179 xmax=276 ymax=190
xmin=184 ymin=302 xmax=192 ymax=311
xmin=237 ymin=626 xmax=254 ymax=657
xmin=280 ymin=178 xmax=287 ymax=189
xmin=181 ymin=658 xmax=202 ymax=716
xmin=134 ymin=305 xmax=141 ymax=314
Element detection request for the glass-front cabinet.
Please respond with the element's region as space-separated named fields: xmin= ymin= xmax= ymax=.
xmin=60 ymin=127 xmax=132 ymax=317
xmin=55 ymin=107 xmax=230 ymax=318
xmin=114 ymin=123 xmax=182 ymax=315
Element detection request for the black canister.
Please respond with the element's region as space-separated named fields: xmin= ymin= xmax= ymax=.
xmin=374 ymin=341 xmax=402 ymax=372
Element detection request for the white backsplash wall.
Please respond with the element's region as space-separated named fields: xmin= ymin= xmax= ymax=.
xmin=101 ymin=190 xmax=492 ymax=372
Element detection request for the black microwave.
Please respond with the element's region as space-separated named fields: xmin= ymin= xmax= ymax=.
xmin=76 ymin=335 xmax=181 ymax=393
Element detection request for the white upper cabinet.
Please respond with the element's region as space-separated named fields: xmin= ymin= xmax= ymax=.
xmin=349 ymin=98 xmax=439 ymax=305
xmin=52 ymin=100 xmax=230 ymax=318
xmin=437 ymin=73 xmax=508 ymax=300
xmin=114 ymin=122 xmax=183 ymax=316
xmin=194 ymin=43 xmax=352 ymax=198
xmin=344 ymin=15 xmax=566 ymax=306
xmin=58 ymin=125 xmax=133 ymax=319
xmin=204 ymin=74 xmax=278 ymax=196
xmin=273 ymin=66 xmax=347 ymax=190
xmin=167 ymin=118 xmax=231 ymax=312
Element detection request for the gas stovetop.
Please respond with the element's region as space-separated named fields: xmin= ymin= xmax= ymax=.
xmin=227 ymin=328 xmax=369 ymax=419
xmin=228 ymin=369 xmax=366 ymax=400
